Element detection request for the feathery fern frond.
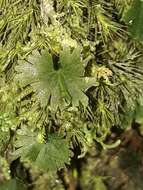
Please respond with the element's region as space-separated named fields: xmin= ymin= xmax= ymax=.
xmin=95 ymin=3 xmax=124 ymax=42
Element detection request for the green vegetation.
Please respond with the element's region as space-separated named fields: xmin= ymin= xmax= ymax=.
xmin=1 ymin=0 xmax=143 ymax=189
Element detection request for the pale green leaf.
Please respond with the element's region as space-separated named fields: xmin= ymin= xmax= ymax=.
xmin=12 ymin=129 xmax=70 ymax=171
xmin=15 ymin=48 xmax=91 ymax=109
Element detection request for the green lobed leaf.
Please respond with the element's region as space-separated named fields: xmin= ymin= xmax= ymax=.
xmin=15 ymin=47 xmax=92 ymax=109
xmin=12 ymin=129 xmax=70 ymax=171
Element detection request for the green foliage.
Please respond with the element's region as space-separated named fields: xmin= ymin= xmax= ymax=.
xmin=0 ymin=0 xmax=43 ymax=53
xmin=120 ymin=96 xmax=143 ymax=129
xmin=15 ymin=48 xmax=91 ymax=109
xmin=12 ymin=128 xmax=70 ymax=171
xmin=0 ymin=179 xmax=26 ymax=190
xmin=0 ymin=156 xmax=11 ymax=181
xmin=124 ymin=0 xmax=143 ymax=41
xmin=1 ymin=0 xmax=143 ymax=189
xmin=94 ymin=176 xmax=107 ymax=190
xmin=32 ymin=173 xmax=64 ymax=190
